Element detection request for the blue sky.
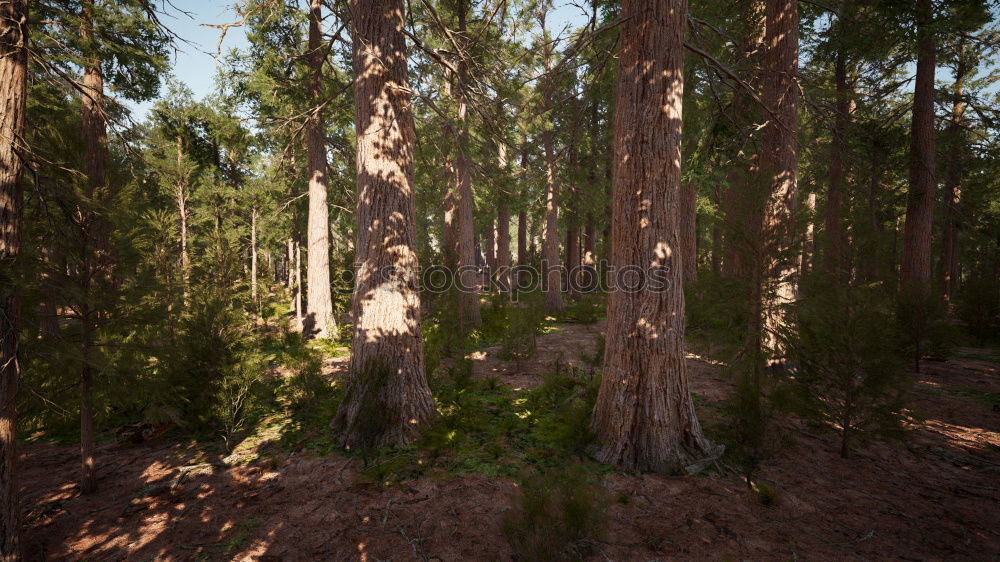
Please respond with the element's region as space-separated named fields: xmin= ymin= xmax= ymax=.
xmin=129 ymin=0 xmax=590 ymax=120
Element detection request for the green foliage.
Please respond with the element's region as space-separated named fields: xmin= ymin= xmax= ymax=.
xmin=685 ymin=273 xmax=755 ymax=357
xmin=779 ymin=277 xmax=911 ymax=457
xmin=498 ymin=301 xmax=546 ymax=361
xmin=556 ymin=296 xmax=604 ymax=324
xmin=502 ymin=466 xmax=608 ymax=562
xmin=719 ymin=362 xmax=780 ymax=488
xmin=897 ymin=284 xmax=958 ymax=370
xmin=956 ymin=276 xmax=1000 ymax=345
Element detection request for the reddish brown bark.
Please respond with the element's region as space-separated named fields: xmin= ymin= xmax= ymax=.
xmin=332 ymin=0 xmax=435 ymax=448
xmin=759 ymin=0 xmax=799 ymax=355
xmin=900 ymin=0 xmax=937 ymax=290
xmin=0 ymin=0 xmax=28 ymax=554
xmin=591 ymin=0 xmax=716 ymax=471
xmin=455 ymin=0 xmax=480 ymax=329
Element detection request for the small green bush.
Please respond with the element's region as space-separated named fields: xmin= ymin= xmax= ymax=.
xmin=503 ymin=467 xmax=608 ymax=562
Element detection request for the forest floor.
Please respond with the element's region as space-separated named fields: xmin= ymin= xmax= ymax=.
xmin=18 ymin=320 xmax=1000 ymax=561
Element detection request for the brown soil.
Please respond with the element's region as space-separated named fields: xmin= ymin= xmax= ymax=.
xmin=19 ymin=324 xmax=1000 ymax=560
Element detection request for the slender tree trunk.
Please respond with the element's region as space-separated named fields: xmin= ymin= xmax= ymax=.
xmin=721 ymin=0 xmax=765 ymax=279
xmin=680 ymin=181 xmax=698 ymax=283
xmin=759 ymin=0 xmax=799 ymax=356
xmin=333 ymin=0 xmax=435 ymax=448
xmin=485 ymin=217 xmax=496 ymax=274
xmin=305 ymin=0 xmax=336 ymax=338
xmin=583 ymin=215 xmax=596 ymax=291
xmin=566 ymin=226 xmax=580 ymax=297
xmin=496 ymin=143 xmax=512 ymax=292
xmin=0 ymin=0 xmax=28 ymax=552
xmin=824 ymin=50 xmax=850 ymax=276
xmin=711 ymin=185 xmax=722 ymax=275
xmin=801 ymin=191 xmax=816 ymax=274
xmin=286 ymin=238 xmax=294 ymax=289
xmin=517 ymin=209 xmax=527 ymax=287
xmin=454 ymin=0 xmax=480 ymax=329
xmin=176 ymin=135 xmax=190 ymax=306
xmin=294 ymin=240 xmax=303 ymax=332
xmin=592 ymin=0 xmax=716 ymax=471
xmin=941 ymin=41 xmax=967 ymax=304
xmin=251 ymin=206 xmax=258 ymax=305
xmin=900 ymin=0 xmax=937 ymax=291
xmin=79 ymin=0 xmax=106 ymax=495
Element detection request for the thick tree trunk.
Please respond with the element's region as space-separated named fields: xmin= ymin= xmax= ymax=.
xmin=824 ymin=50 xmax=849 ymax=275
xmin=305 ymin=0 xmax=336 ymax=338
xmin=759 ymin=0 xmax=799 ymax=356
xmin=592 ymin=0 xmax=716 ymax=471
xmin=332 ymin=0 xmax=435 ymax=448
xmin=0 ymin=0 xmax=28 ymax=553
xmin=900 ymin=0 xmax=937 ymax=291
xmin=941 ymin=42 xmax=967 ymax=303
xmin=680 ymin=181 xmax=698 ymax=284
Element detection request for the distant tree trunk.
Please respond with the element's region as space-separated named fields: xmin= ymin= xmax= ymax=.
xmin=941 ymin=41 xmax=968 ymax=304
xmin=286 ymin=238 xmax=294 ymax=289
xmin=455 ymin=0 xmax=480 ymax=329
xmin=583 ymin=215 xmax=596 ymax=291
xmin=332 ymin=0 xmax=435 ymax=448
xmin=824 ymin=50 xmax=849 ymax=276
xmin=294 ymin=239 xmax=303 ymax=332
xmin=443 ymin=157 xmax=459 ymax=268
xmin=517 ymin=209 xmax=527 ymax=287
xmin=176 ymin=135 xmax=190 ymax=305
xmin=251 ymin=206 xmax=258 ymax=305
xmin=592 ymin=0 xmax=716 ymax=471
xmin=485 ymin=217 xmax=496 ymax=275
xmin=79 ymin=0 xmax=107 ymax=495
xmin=496 ymin=143 xmax=511 ymax=292
xmin=721 ymin=0 xmax=765 ymax=279
xmin=680 ymin=181 xmax=698 ymax=283
xmin=540 ymin=17 xmax=563 ymax=314
xmin=801 ymin=191 xmax=816 ymax=274
xmin=900 ymin=0 xmax=937 ymax=291
xmin=0 ymin=0 xmax=28 ymax=552
xmin=566 ymin=225 xmax=580 ymax=297
xmin=711 ymin=185 xmax=722 ymax=275
xmin=759 ymin=0 xmax=799 ymax=356
xmin=305 ymin=0 xmax=336 ymax=338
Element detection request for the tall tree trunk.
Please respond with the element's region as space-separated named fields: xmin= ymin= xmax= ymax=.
xmin=517 ymin=209 xmax=527 ymax=287
xmin=540 ymin=16 xmax=563 ymax=313
xmin=251 ymin=206 xmax=258 ymax=305
xmin=496 ymin=143 xmax=511 ymax=292
xmin=824 ymin=50 xmax=849 ymax=276
xmin=332 ymin=0 xmax=435 ymax=447
xmin=592 ymin=0 xmax=716 ymax=471
xmin=759 ymin=0 xmax=799 ymax=357
xmin=583 ymin=214 xmax=596 ymax=290
xmin=941 ymin=40 xmax=968 ymax=304
xmin=711 ymin=185 xmax=722 ymax=275
xmin=176 ymin=135 xmax=190 ymax=306
xmin=0 ymin=0 xmax=28 ymax=552
xmin=305 ymin=0 xmax=336 ymax=338
xmin=801 ymin=191 xmax=816 ymax=274
xmin=721 ymin=0 xmax=765 ymax=279
xmin=294 ymin=239 xmax=303 ymax=332
xmin=79 ymin=0 xmax=107 ymax=495
xmin=455 ymin=0 xmax=480 ymax=329
xmin=286 ymin=238 xmax=294 ymax=289
xmin=485 ymin=217 xmax=496 ymax=275
xmin=680 ymin=181 xmax=698 ymax=283
xmin=565 ymin=225 xmax=580 ymax=296
xmin=542 ymin=124 xmax=562 ymax=312
xmin=900 ymin=0 xmax=937 ymax=291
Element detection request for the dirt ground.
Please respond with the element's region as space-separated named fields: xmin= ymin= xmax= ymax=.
xmin=19 ymin=322 xmax=1000 ymax=560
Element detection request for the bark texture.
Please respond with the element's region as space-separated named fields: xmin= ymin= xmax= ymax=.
xmin=900 ymin=0 xmax=937 ymax=290
xmin=332 ymin=0 xmax=435 ymax=448
xmin=591 ymin=0 xmax=716 ymax=472
xmin=759 ymin=0 xmax=799 ymax=355
xmin=305 ymin=0 xmax=336 ymax=338
xmin=455 ymin=0 xmax=481 ymax=329
xmin=0 ymin=0 xmax=28 ymax=555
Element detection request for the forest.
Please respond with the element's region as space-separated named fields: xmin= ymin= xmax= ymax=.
xmin=1 ymin=0 xmax=999 ymax=558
